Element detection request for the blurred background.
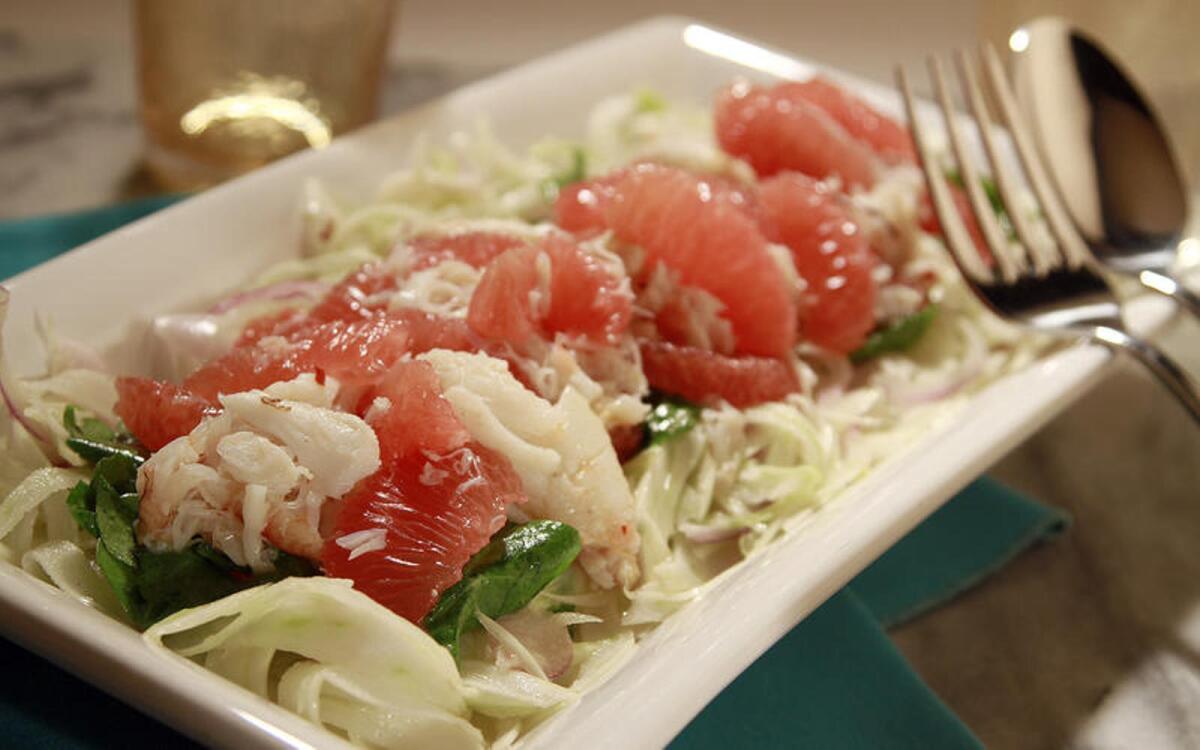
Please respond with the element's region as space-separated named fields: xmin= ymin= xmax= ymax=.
xmin=4 ymin=0 xmax=1197 ymax=217
xmin=2 ymin=1 xmax=1199 ymax=748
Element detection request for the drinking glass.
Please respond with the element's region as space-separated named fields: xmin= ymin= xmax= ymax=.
xmin=134 ymin=0 xmax=396 ymax=189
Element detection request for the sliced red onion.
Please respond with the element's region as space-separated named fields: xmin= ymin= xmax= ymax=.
xmin=207 ymin=280 xmax=328 ymax=315
xmin=0 ymin=286 xmax=51 ymax=446
xmin=891 ymin=371 xmax=976 ymax=406
xmin=679 ymin=522 xmax=749 ymax=544
xmin=887 ymin=350 xmax=985 ymax=406
xmin=490 ymin=608 xmax=574 ymax=681
xmin=34 ymin=315 xmax=107 ymax=372
xmin=885 ymin=320 xmax=988 ymax=407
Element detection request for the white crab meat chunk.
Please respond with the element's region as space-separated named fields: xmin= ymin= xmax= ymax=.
xmin=136 ymin=374 xmax=380 ymax=571
xmin=420 ymin=349 xmax=640 ymax=589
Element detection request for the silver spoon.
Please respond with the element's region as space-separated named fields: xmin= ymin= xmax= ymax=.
xmin=1008 ymin=17 xmax=1200 ymax=317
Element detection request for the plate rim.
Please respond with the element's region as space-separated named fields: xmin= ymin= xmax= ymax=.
xmin=0 ymin=14 xmax=1146 ymax=750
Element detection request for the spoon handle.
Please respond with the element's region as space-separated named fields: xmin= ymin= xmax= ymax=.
xmin=1136 ymin=269 xmax=1200 ymax=320
xmin=1092 ymin=325 xmax=1200 ymax=426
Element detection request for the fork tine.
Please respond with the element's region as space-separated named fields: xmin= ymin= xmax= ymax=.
xmin=980 ymin=43 xmax=1093 ymax=270
xmin=895 ymin=66 xmax=992 ymax=284
xmin=926 ymin=55 xmax=1022 ymax=284
xmin=951 ymin=49 xmax=1057 ymax=276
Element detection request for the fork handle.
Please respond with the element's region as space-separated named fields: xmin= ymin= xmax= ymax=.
xmin=1091 ymin=325 xmax=1200 ymax=426
xmin=1135 ymin=269 xmax=1200 ymax=320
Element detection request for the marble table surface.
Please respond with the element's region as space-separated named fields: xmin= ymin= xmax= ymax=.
xmin=3 ymin=1 xmax=1199 ymax=748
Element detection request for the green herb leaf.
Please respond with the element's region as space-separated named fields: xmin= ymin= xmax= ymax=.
xmin=633 ymin=88 xmax=667 ymax=114
xmin=132 ymin=545 xmax=250 ymax=627
xmin=95 ymin=541 xmax=139 ymax=618
xmin=94 ymin=477 xmax=138 ymax=566
xmin=62 ymin=405 xmax=145 ymax=466
xmin=65 ymin=438 xmax=145 ymax=467
xmin=116 ymin=492 xmax=140 ymax=518
xmin=93 ymin=455 xmax=139 ymax=495
xmin=65 ymin=480 xmax=99 ymax=538
xmin=262 ymin=548 xmax=319 ymax=580
xmin=423 ymin=520 xmax=581 ymax=658
xmin=539 ymin=147 xmax=588 ymax=204
xmin=644 ymin=397 xmax=701 ymax=446
xmin=67 ymin=449 xmax=316 ymax=629
xmin=555 ymin=148 xmax=586 ymax=189
xmin=63 ymin=405 xmax=118 ymax=444
xmin=851 ymin=305 xmax=939 ymax=363
xmin=944 ymin=170 xmax=1013 ymax=238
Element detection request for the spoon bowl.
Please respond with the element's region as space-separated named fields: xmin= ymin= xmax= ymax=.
xmin=1009 ymin=17 xmax=1198 ymax=311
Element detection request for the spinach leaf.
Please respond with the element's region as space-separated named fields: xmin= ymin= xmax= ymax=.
xmin=65 ymin=481 xmax=99 ymax=537
xmin=539 ymin=147 xmax=588 ymax=203
xmin=634 ymin=88 xmax=667 ymax=114
xmin=95 ymin=542 xmax=140 ymax=618
xmin=94 ymin=477 xmax=138 ymax=566
xmin=555 ymin=148 xmax=586 ymax=189
xmin=644 ymin=396 xmax=701 ymax=446
xmin=133 ymin=545 xmax=252 ymax=627
xmin=945 ymin=170 xmax=1013 ymax=237
xmin=93 ymin=455 xmax=138 ymax=495
xmin=264 ymin=548 xmax=320 ymax=580
xmin=63 ymin=405 xmax=145 ymax=466
xmin=65 ymin=438 xmax=145 ymax=467
xmin=66 ymin=454 xmax=139 ymax=543
xmin=64 ymin=405 xmax=116 ymax=443
xmin=132 ymin=543 xmax=317 ymax=629
xmin=65 ymin=453 xmax=316 ymax=629
xmin=851 ymin=305 xmax=939 ymax=363
xmin=423 ymin=520 xmax=581 ymax=658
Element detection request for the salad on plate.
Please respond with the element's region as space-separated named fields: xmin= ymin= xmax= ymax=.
xmin=0 ymin=76 xmax=1043 ymax=748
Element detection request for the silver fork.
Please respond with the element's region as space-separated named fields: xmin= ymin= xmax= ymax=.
xmin=896 ymin=48 xmax=1200 ymax=426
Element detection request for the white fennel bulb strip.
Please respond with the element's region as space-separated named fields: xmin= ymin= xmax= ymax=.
xmin=460 ymin=662 xmax=576 ymax=719
xmin=21 ymin=540 xmax=125 ymax=619
xmin=276 ymin=662 xmax=483 ymax=750
xmin=0 ymin=468 xmax=88 ymax=550
xmin=475 ymin=610 xmax=548 ymax=682
xmin=144 ymin=577 xmax=481 ymax=748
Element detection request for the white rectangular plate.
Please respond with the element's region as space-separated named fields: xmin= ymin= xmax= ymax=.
xmin=0 ymin=16 xmax=1170 ymax=750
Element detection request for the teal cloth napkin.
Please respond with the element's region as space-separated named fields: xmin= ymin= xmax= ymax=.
xmin=0 ymin=198 xmax=1070 ymax=748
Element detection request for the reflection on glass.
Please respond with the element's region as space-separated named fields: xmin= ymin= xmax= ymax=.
xmin=135 ymin=0 xmax=395 ymax=189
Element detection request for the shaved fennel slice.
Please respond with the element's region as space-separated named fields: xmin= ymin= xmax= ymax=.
xmin=0 ymin=468 xmax=87 ymax=551
xmin=475 ymin=611 xmax=548 ymax=682
xmin=460 ymin=662 xmax=576 ymax=719
xmin=276 ymin=662 xmax=483 ymax=749
xmin=144 ymin=577 xmax=481 ymax=748
xmin=568 ymin=631 xmax=637 ymax=695
xmin=21 ymin=540 xmax=124 ymax=619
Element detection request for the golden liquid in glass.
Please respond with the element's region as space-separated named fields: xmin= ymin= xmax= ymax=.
xmin=135 ymin=0 xmax=395 ymax=189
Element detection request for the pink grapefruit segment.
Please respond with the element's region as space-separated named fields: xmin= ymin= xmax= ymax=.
xmin=640 ymin=341 xmax=799 ymax=408
xmin=467 ymin=235 xmax=632 ymax=346
xmin=579 ymin=163 xmax=797 ymax=357
xmin=408 ymin=231 xmax=527 ymax=272
xmin=321 ymin=360 xmax=525 ymax=623
xmin=114 ymin=377 xmax=219 ymax=452
xmin=759 ymin=172 xmax=879 ymax=354
xmin=555 ymin=165 xmax=762 ymax=236
xmin=779 ymin=78 xmax=917 ymax=164
xmin=918 ymin=183 xmax=995 ymax=268
xmin=715 ymin=81 xmax=881 ymax=189
xmin=121 ymin=310 xmax=478 ymax=453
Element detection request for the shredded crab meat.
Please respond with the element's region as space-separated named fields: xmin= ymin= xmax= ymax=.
xmin=136 ymin=374 xmax=380 ymax=570
xmin=335 ymin=528 xmax=388 ymax=561
xmin=420 ymin=349 xmax=641 ymax=589
xmin=389 ymin=260 xmax=482 ymax=319
xmin=634 ymin=265 xmax=735 ymax=353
